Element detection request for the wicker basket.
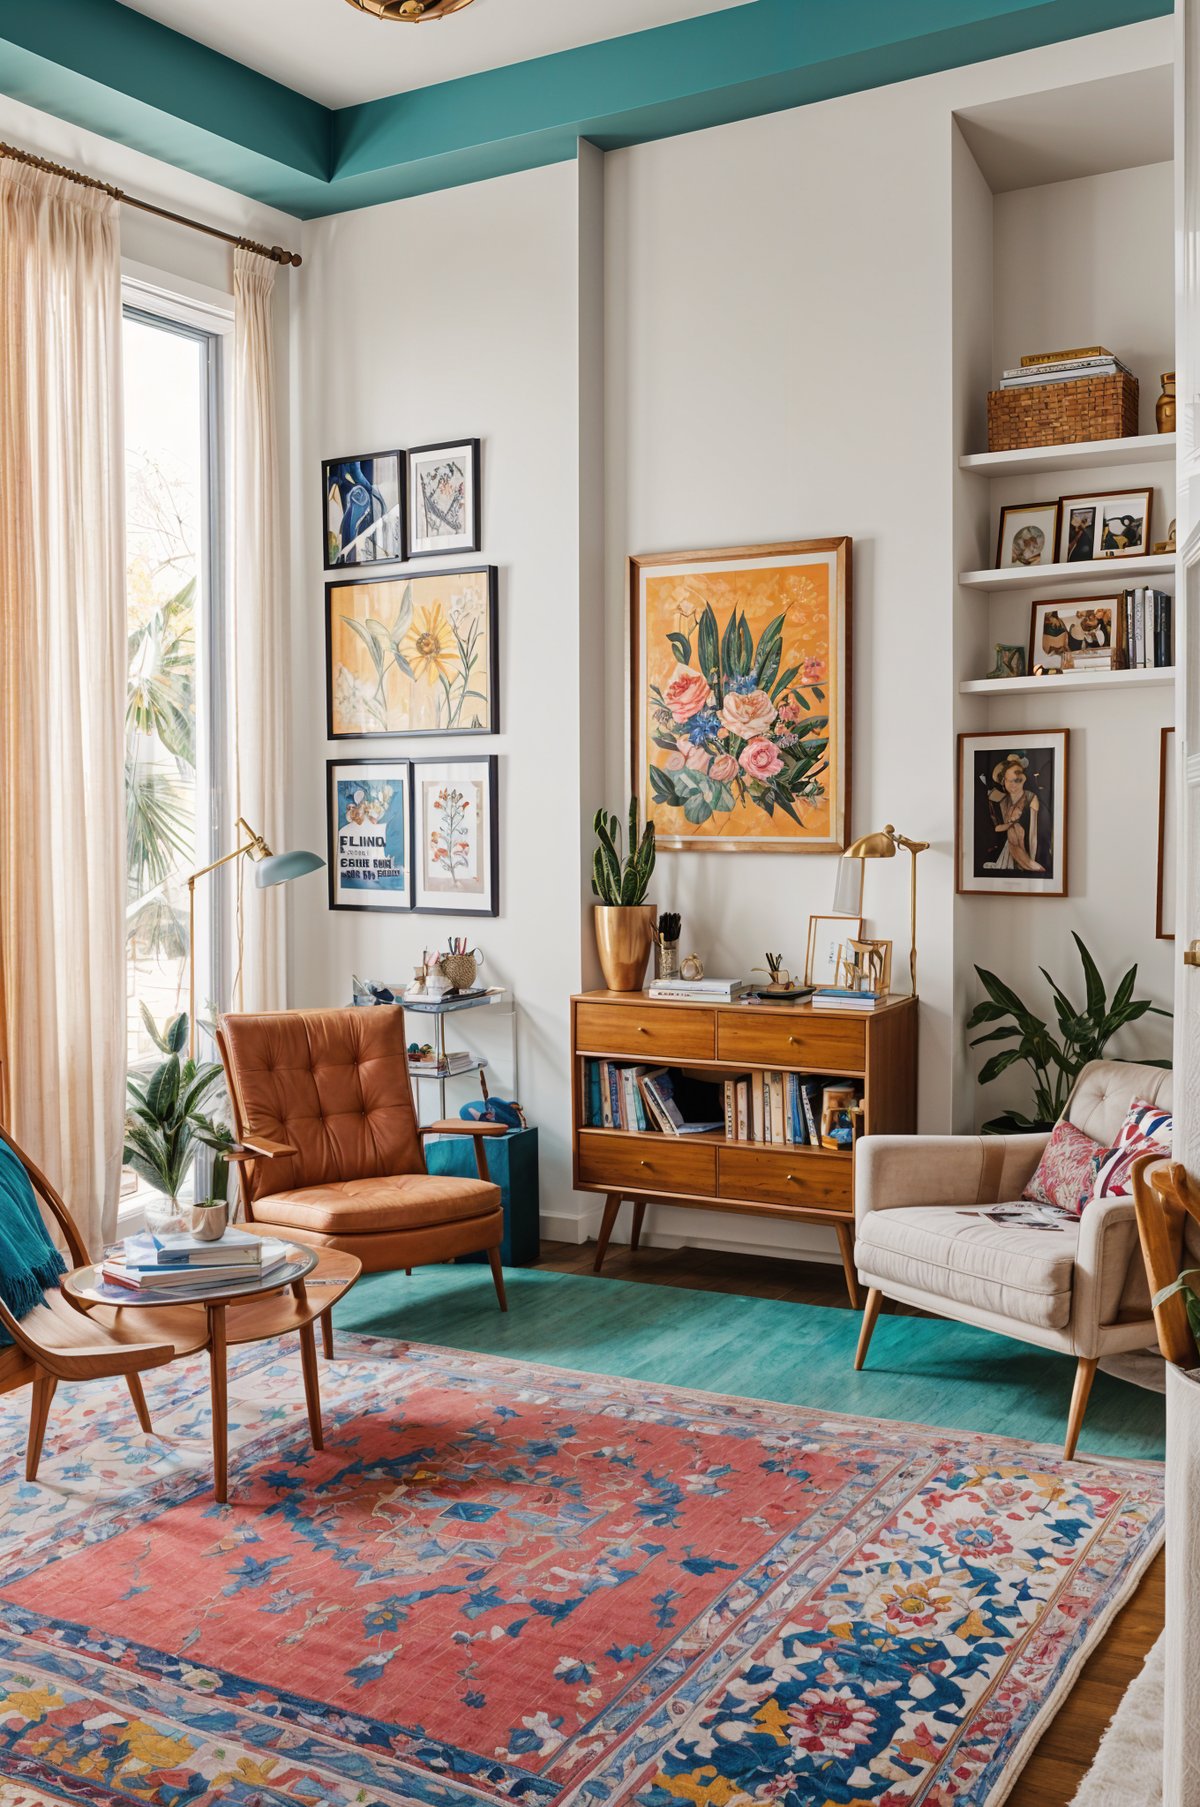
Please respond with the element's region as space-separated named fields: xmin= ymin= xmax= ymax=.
xmin=987 ymin=372 xmax=1138 ymax=451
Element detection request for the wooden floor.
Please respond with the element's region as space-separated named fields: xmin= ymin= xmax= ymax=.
xmin=537 ymin=1237 xmax=1164 ymax=1807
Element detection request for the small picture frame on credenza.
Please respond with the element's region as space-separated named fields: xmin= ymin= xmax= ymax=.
xmin=805 ymin=914 xmax=863 ymax=987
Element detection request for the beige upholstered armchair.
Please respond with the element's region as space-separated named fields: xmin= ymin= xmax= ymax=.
xmin=853 ymin=1059 xmax=1172 ymax=1459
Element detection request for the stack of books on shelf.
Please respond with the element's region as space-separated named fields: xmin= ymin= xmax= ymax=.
xmin=647 ymin=975 xmax=748 ymax=1002
xmin=998 ymin=347 xmax=1131 ymax=389
xmin=1119 ymin=589 xmax=1173 ymax=670
xmin=720 ymin=1071 xmax=859 ymax=1146
xmin=811 ymin=987 xmax=881 ymax=1011
xmin=102 ymin=1227 xmax=289 ymax=1293
xmin=583 ymin=1061 xmax=723 ymax=1134
xmin=408 ymin=1048 xmax=482 ymax=1076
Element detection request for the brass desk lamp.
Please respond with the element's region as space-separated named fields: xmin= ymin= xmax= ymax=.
xmin=841 ymin=825 xmax=930 ymax=997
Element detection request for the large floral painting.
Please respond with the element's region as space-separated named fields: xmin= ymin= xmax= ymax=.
xmin=326 ymin=566 xmax=498 ymax=738
xmin=630 ymin=540 xmax=851 ymax=852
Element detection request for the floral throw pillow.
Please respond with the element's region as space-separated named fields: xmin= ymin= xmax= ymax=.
xmin=1022 ymin=1119 xmax=1103 ymax=1214
xmin=1090 ymin=1097 xmax=1174 ymax=1203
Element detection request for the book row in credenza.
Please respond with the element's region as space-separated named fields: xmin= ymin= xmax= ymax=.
xmin=570 ymin=989 xmax=919 ymax=1304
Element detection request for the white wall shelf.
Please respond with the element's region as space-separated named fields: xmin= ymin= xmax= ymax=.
xmin=959 ymin=432 xmax=1174 ymax=478
xmin=959 ymin=667 xmax=1174 ymax=696
xmin=959 ymin=553 xmax=1174 ymax=591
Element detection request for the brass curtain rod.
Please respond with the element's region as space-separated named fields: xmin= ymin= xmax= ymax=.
xmin=0 ymin=140 xmax=302 ymax=267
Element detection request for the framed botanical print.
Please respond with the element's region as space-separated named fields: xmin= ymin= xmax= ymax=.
xmin=412 ymin=756 xmax=499 ymax=916
xmin=957 ymin=730 xmax=1069 ymax=897
xmin=995 ymin=501 xmax=1060 ymax=569
xmin=805 ymin=914 xmax=863 ymax=986
xmin=1028 ymin=596 xmax=1121 ymax=672
xmin=323 ymin=451 xmax=404 ymax=569
xmin=326 ymin=566 xmax=498 ymax=737
xmin=1158 ymin=726 xmax=1176 ymax=940
xmin=407 ymin=439 xmax=481 ymax=558
xmin=1057 ymin=489 xmax=1153 ymax=563
xmin=630 ymin=538 xmax=852 ymax=854
xmin=327 ymin=761 xmax=412 ymax=912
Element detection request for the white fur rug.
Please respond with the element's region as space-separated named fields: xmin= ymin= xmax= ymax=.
xmin=1069 ymin=1636 xmax=1164 ymax=1806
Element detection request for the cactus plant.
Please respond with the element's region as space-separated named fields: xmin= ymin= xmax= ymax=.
xmin=591 ymin=798 xmax=656 ymax=906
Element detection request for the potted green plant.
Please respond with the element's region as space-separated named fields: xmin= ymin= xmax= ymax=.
xmin=590 ymin=799 xmax=657 ymax=991
xmin=967 ymin=932 xmax=1171 ymax=1132
xmin=123 ymin=1007 xmax=234 ymax=1233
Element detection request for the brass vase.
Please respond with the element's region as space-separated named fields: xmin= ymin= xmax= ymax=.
xmin=594 ymin=905 xmax=656 ymax=992
xmin=1157 ymin=372 xmax=1176 ymax=435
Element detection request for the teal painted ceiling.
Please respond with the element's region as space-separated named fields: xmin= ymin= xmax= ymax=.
xmin=0 ymin=0 xmax=1171 ymax=219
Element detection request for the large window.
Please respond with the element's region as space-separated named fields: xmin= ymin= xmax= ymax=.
xmin=122 ymin=300 xmax=226 ymax=1078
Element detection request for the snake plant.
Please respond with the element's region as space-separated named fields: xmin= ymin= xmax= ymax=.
xmin=591 ymin=798 xmax=656 ymax=906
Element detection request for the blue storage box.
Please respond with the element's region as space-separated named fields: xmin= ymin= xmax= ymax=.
xmin=427 ymin=1126 xmax=540 ymax=1267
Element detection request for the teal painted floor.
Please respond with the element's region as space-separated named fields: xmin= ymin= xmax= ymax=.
xmin=335 ymin=1264 xmax=1165 ymax=1462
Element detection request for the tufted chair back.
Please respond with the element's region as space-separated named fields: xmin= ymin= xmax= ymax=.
xmin=1063 ymin=1058 xmax=1173 ymax=1144
xmin=217 ymin=1008 xmax=424 ymax=1206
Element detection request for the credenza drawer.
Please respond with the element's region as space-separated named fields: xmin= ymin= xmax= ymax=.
xmin=578 ymin=1132 xmax=716 ymax=1197
xmin=718 ymin=1146 xmax=853 ymax=1213
xmin=715 ymin=1013 xmax=865 ymax=1071
xmin=576 ymin=1001 xmax=715 ymax=1061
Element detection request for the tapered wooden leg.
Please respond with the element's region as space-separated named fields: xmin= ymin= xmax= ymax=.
xmin=208 ymin=1303 xmax=229 ymax=1504
xmin=1064 ymin=1356 xmax=1098 ymax=1462
xmin=26 ymin=1370 xmax=57 ymax=1482
xmin=593 ymin=1194 xmax=622 ymax=1273
xmin=835 ymin=1220 xmax=861 ymax=1309
xmin=126 ymin=1372 xmax=153 ymax=1433
xmin=630 ymin=1200 xmax=647 ymax=1252
xmin=487 ymin=1246 xmax=508 ymax=1311
xmin=854 ymin=1289 xmax=883 ymax=1371
xmin=405 ymin=1268 xmax=412 ymax=1276
xmin=320 ymin=1309 xmax=334 ymax=1360
xmin=298 ymin=1319 xmax=324 ymax=1451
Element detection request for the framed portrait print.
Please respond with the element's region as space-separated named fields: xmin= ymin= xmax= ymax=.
xmin=326 ymin=566 xmax=498 ymax=737
xmin=995 ymin=501 xmax=1060 ymax=569
xmin=630 ymin=538 xmax=852 ymax=854
xmin=1057 ymin=489 xmax=1153 ymax=562
xmin=1028 ymin=596 xmax=1121 ymax=672
xmin=805 ymin=914 xmax=863 ymax=986
xmin=1158 ymin=726 xmax=1176 ymax=940
xmin=327 ymin=761 xmax=412 ymax=912
xmin=411 ymin=756 xmax=499 ymax=916
xmin=957 ymin=730 xmax=1069 ymax=897
xmin=323 ymin=452 xmax=404 ymax=569
xmin=407 ymin=439 xmax=481 ymax=558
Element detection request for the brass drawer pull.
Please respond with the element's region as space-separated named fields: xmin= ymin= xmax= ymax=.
xmin=637 ymin=1025 xmax=648 ymax=1034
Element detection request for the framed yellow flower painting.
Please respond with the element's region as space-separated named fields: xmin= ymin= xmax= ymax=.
xmin=630 ymin=539 xmax=852 ymax=853
xmin=326 ymin=566 xmax=498 ymax=737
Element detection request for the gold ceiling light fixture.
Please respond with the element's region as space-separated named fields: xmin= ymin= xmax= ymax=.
xmin=344 ymin=0 xmax=477 ymax=19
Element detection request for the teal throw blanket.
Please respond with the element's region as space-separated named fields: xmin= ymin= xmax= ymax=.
xmin=0 ymin=1139 xmax=66 ymax=1346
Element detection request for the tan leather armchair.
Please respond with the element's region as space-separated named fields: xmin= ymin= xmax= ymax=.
xmin=853 ymin=1059 xmax=1172 ymax=1459
xmin=217 ymin=1008 xmax=508 ymax=1347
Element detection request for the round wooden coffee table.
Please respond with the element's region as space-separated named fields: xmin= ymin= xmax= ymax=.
xmin=63 ymin=1238 xmax=361 ymax=1502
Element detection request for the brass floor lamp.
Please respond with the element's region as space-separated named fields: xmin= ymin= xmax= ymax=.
xmin=186 ymin=816 xmax=324 ymax=1058
xmin=841 ymin=825 xmax=929 ymax=997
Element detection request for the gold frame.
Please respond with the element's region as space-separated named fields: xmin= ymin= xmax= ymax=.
xmin=805 ymin=913 xmax=863 ymax=987
xmin=839 ymin=937 xmax=893 ymax=994
xmin=629 ymin=538 xmax=852 ymax=855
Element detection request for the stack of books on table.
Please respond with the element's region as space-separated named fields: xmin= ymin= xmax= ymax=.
xmin=811 ymin=987 xmax=881 ymax=1012
xmin=101 ymin=1227 xmax=290 ymax=1292
xmin=647 ymin=976 xmax=748 ymax=1003
xmin=999 ymin=346 xmax=1132 ymax=389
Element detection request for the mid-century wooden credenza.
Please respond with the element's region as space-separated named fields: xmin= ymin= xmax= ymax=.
xmin=570 ymin=989 xmax=919 ymax=1304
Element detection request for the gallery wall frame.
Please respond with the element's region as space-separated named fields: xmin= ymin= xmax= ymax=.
xmin=327 ymin=759 xmax=413 ymax=913
xmin=956 ymin=729 xmax=1070 ymax=898
xmin=326 ymin=756 xmax=500 ymax=917
xmin=323 ymin=451 xmax=406 ymax=570
xmin=407 ymin=439 xmax=482 ymax=559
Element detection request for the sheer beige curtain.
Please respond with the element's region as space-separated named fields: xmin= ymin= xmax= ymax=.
xmin=231 ymin=246 xmax=287 ymax=1012
xmin=0 ymin=162 xmax=125 ymax=1252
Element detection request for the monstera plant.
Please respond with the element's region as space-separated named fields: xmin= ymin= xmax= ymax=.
xmin=968 ymin=932 xmax=1171 ymax=1133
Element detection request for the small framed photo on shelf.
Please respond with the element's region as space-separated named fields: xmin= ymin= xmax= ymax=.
xmin=327 ymin=760 xmax=412 ymax=912
xmin=957 ymin=730 xmax=1069 ymax=897
xmin=1158 ymin=726 xmax=1176 ymax=941
xmin=805 ymin=913 xmax=863 ymax=986
xmin=411 ymin=755 xmax=499 ymax=916
xmin=839 ymin=937 xmax=892 ymax=993
xmin=407 ymin=439 xmax=481 ymax=558
xmin=1028 ymin=597 xmax=1121 ymax=673
xmin=1057 ymin=488 xmax=1152 ymax=563
xmin=995 ymin=501 xmax=1060 ymax=569
xmin=323 ymin=451 xmax=405 ymax=569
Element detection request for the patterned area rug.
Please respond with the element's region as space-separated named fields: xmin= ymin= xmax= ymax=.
xmin=0 ymin=1334 xmax=1164 ymax=1806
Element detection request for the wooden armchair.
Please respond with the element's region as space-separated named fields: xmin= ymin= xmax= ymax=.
xmin=1131 ymin=1154 xmax=1200 ymax=1365
xmin=0 ymin=1125 xmax=207 ymax=1480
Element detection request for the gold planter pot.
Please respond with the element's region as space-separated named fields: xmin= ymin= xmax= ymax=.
xmin=594 ymin=904 xmax=656 ymax=992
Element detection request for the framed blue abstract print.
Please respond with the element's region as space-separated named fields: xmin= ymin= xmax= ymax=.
xmin=323 ymin=451 xmax=405 ymax=568
xmin=327 ymin=760 xmax=412 ymax=911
